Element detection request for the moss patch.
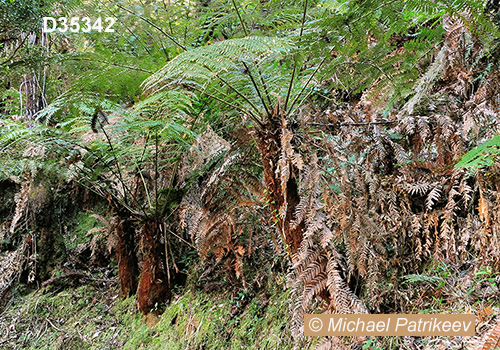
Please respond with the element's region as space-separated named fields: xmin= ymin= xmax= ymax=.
xmin=0 ymin=282 xmax=299 ymax=350
xmin=66 ymin=211 xmax=106 ymax=250
xmin=124 ymin=287 xmax=295 ymax=350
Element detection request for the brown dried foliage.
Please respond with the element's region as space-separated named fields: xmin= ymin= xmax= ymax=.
xmin=178 ymin=129 xmax=266 ymax=288
xmin=478 ymin=319 xmax=500 ymax=350
xmin=285 ymin=14 xmax=500 ymax=344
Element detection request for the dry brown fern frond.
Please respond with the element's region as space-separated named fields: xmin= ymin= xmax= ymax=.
xmin=177 ymin=126 xmax=231 ymax=184
xmin=326 ymin=254 xmax=368 ymax=315
xmin=86 ymin=213 xmax=116 ymax=263
xmin=292 ymin=153 xmax=321 ymax=230
xmin=0 ymin=248 xmax=22 ymax=300
xmin=178 ymin=129 xmax=266 ymax=286
xmin=276 ymin=118 xmax=304 ymax=221
xmin=477 ymin=319 xmax=500 ymax=350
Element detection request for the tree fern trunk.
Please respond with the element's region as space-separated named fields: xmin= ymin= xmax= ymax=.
xmin=115 ymin=213 xmax=139 ymax=297
xmin=137 ymin=221 xmax=171 ymax=315
xmin=257 ymin=121 xmax=334 ymax=306
xmin=256 ymin=124 xmax=304 ymax=256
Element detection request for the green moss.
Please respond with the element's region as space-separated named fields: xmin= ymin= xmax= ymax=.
xmin=0 ymin=273 xmax=299 ymax=349
xmin=67 ymin=211 xmax=104 ymax=250
xmin=118 ymin=286 xmax=296 ymax=350
xmin=0 ymin=284 xmax=136 ymax=350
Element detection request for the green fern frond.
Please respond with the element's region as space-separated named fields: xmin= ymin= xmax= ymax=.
xmin=36 ymin=90 xmax=121 ymax=129
xmin=132 ymin=90 xmax=193 ymax=118
xmin=455 ymin=134 xmax=500 ymax=169
xmin=142 ymin=36 xmax=294 ymax=92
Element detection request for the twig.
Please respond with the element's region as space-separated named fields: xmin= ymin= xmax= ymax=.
xmin=34 ymin=320 xmax=48 ymax=342
xmin=40 ymin=272 xmax=86 ymax=288
xmin=85 ymin=277 xmax=117 ymax=284
xmin=166 ymin=227 xmax=196 ymax=249
xmin=0 ymin=36 xmax=28 ymax=66
xmin=45 ymin=318 xmax=62 ymax=332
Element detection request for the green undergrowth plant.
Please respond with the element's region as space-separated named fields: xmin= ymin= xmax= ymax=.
xmin=0 ymin=274 xmax=303 ymax=350
xmin=65 ymin=205 xmax=111 ymax=253
xmin=122 ymin=286 xmax=298 ymax=350
xmin=455 ymin=134 xmax=500 ymax=169
xmin=0 ymin=284 xmax=137 ymax=350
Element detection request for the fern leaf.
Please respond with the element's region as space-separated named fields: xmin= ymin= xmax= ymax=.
xmin=143 ymin=36 xmax=294 ymax=92
xmin=479 ymin=319 xmax=500 ymax=350
xmin=455 ymin=134 xmax=500 ymax=169
xmin=426 ymin=185 xmax=442 ymax=211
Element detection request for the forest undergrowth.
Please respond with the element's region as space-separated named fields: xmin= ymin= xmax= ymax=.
xmin=2 ymin=0 xmax=500 ymax=349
